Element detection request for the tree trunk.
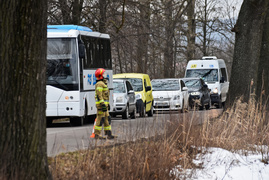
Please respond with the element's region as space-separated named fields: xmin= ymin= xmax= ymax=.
xmin=136 ymin=0 xmax=150 ymax=73
xmin=163 ymin=0 xmax=174 ymax=78
xmin=227 ymin=0 xmax=268 ymax=105
xmin=99 ymin=0 xmax=107 ymax=33
xmin=187 ymin=0 xmax=196 ymax=61
xmin=256 ymin=4 xmax=269 ymax=100
xmin=72 ymin=0 xmax=84 ymax=25
xmin=59 ymin=0 xmax=71 ymax=24
xmin=0 ymin=1 xmax=51 ymax=179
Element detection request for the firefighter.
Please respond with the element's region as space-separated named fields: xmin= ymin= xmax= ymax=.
xmin=94 ymin=68 xmax=116 ymax=139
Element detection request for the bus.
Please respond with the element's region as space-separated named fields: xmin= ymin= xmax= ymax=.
xmin=46 ymin=25 xmax=113 ymax=126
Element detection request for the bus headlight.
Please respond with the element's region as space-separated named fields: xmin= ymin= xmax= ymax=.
xmin=211 ymin=88 xmax=218 ymax=94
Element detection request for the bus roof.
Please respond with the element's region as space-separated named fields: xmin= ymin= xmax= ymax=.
xmin=47 ymin=25 xmax=92 ymax=32
xmin=47 ymin=25 xmax=110 ymax=39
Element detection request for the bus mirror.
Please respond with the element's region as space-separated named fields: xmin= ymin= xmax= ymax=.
xmin=79 ymin=43 xmax=85 ymax=58
xmin=220 ymin=76 xmax=225 ymax=83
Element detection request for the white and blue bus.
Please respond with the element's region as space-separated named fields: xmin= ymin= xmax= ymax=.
xmin=46 ymin=25 xmax=113 ymax=126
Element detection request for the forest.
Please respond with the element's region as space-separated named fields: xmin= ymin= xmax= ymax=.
xmin=47 ymin=0 xmax=241 ymax=78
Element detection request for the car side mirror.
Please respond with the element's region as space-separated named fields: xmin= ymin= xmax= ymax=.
xmin=220 ymin=76 xmax=225 ymax=83
xmin=182 ymin=87 xmax=188 ymax=91
xmin=128 ymin=90 xmax=135 ymax=94
xmin=145 ymin=86 xmax=151 ymax=92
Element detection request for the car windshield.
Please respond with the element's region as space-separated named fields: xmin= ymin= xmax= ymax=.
xmin=122 ymin=78 xmax=143 ymax=92
xmin=46 ymin=38 xmax=78 ymax=90
xmin=184 ymin=79 xmax=201 ymax=88
xmin=113 ymin=81 xmax=126 ymax=93
xmin=186 ymin=69 xmax=218 ymax=83
xmin=151 ymin=79 xmax=180 ymax=91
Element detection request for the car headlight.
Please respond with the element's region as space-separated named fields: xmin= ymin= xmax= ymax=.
xmin=211 ymin=88 xmax=218 ymax=94
xmin=190 ymin=92 xmax=200 ymax=95
xmin=116 ymin=96 xmax=124 ymax=103
xmin=135 ymin=93 xmax=142 ymax=100
xmin=173 ymin=95 xmax=180 ymax=100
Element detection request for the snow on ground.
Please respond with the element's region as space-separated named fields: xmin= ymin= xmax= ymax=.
xmin=173 ymin=147 xmax=269 ymax=180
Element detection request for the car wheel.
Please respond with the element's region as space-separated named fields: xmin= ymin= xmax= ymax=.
xmin=147 ymin=103 xmax=154 ymax=117
xmin=122 ymin=106 xmax=129 ymax=119
xmin=205 ymin=99 xmax=211 ymax=110
xmin=199 ymin=100 xmax=204 ymax=110
xmin=130 ymin=106 xmax=136 ymax=119
xmin=181 ymin=102 xmax=184 ymax=113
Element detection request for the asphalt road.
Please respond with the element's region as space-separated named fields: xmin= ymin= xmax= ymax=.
xmin=46 ymin=108 xmax=223 ymax=157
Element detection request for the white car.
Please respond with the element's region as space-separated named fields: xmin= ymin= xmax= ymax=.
xmin=151 ymin=78 xmax=189 ymax=113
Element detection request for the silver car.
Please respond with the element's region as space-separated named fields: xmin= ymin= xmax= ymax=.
xmin=111 ymin=79 xmax=136 ymax=119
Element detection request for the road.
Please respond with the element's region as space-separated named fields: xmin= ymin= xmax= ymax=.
xmin=46 ymin=108 xmax=222 ymax=157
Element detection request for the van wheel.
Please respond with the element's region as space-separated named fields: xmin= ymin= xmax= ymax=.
xmin=147 ymin=103 xmax=153 ymax=117
xmin=140 ymin=104 xmax=146 ymax=117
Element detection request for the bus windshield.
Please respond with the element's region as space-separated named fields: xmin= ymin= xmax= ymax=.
xmin=46 ymin=38 xmax=79 ymax=90
xmin=186 ymin=69 xmax=218 ymax=83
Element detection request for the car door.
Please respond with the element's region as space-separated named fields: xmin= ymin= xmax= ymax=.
xmin=126 ymin=80 xmax=136 ymax=111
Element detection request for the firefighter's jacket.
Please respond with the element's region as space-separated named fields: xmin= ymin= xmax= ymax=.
xmin=95 ymin=80 xmax=109 ymax=107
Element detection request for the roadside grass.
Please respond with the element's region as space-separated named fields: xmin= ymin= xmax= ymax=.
xmin=48 ymin=97 xmax=269 ymax=179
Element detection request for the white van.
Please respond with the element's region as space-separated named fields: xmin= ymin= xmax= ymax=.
xmin=185 ymin=56 xmax=229 ymax=108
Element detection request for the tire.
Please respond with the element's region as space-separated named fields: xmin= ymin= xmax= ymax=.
xmin=122 ymin=106 xmax=129 ymax=119
xmin=130 ymin=106 xmax=136 ymax=119
xmin=199 ymin=99 xmax=204 ymax=110
xmin=140 ymin=104 xmax=146 ymax=117
xmin=70 ymin=116 xmax=84 ymax=126
xmin=70 ymin=105 xmax=87 ymax=126
xmin=181 ymin=102 xmax=184 ymax=113
xmin=46 ymin=117 xmax=53 ymax=127
xmin=147 ymin=103 xmax=154 ymax=117
xmin=205 ymin=99 xmax=211 ymax=110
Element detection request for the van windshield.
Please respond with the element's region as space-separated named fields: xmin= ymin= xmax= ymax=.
xmin=186 ymin=69 xmax=218 ymax=83
xmin=115 ymin=78 xmax=143 ymax=92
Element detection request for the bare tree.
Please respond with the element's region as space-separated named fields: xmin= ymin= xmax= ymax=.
xmin=0 ymin=1 xmax=51 ymax=179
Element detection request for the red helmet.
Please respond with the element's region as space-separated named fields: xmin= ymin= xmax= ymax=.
xmin=95 ymin=68 xmax=106 ymax=80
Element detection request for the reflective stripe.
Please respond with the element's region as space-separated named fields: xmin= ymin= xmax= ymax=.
xmin=104 ymin=102 xmax=109 ymax=105
xmin=103 ymin=88 xmax=108 ymax=90
xmin=96 ymin=87 xmax=103 ymax=90
xmin=104 ymin=126 xmax=111 ymax=130
xmin=95 ymin=126 xmax=103 ymax=130
xmin=98 ymin=111 xmax=103 ymax=114
xmin=96 ymin=99 xmax=105 ymax=104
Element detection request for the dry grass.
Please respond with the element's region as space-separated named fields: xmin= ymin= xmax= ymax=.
xmin=48 ymin=97 xmax=269 ymax=179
